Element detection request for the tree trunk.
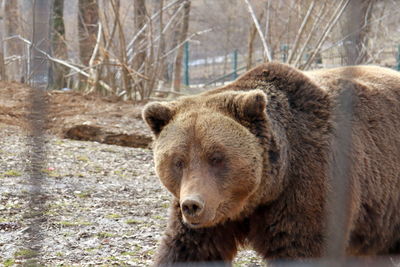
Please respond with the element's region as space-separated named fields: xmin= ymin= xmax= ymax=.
xmin=111 ymin=0 xmax=132 ymax=97
xmin=133 ymin=0 xmax=147 ymax=72
xmin=244 ymin=0 xmax=272 ymax=62
xmin=63 ymin=0 xmax=80 ymax=63
xmin=155 ymin=0 xmax=166 ymax=88
xmin=18 ymin=0 xmax=34 ymax=80
xmin=79 ymin=0 xmax=98 ymax=65
xmin=132 ymin=0 xmax=147 ymax=100
xmin=246 ymin=11 xmax=264 ymax=70
xmin=287 ymin=0 xmax=316 ymax=64
xmin=222 ymin=15 xmax=232 ymax=77
xmin=166 ymin=1 xmax=183 ymax=83
xmin=301 ymin=0 xmax=350 ymax=70
xmin=30 ymin=0 xmax=53 ymax=89
xmin=18 ymin=0 xmax=33 ymax=40
xmin=342 ymin=0 xmax=376 ymax=65
xmin=172 ymin=0 xmax=190 ymax=92
xmin=0 ymin=0 xmax=6 ymax=80
xmin=3 ymin=0 xmax=22 ymax=82
xmin=63 ymin=0 xmax=80 ymax=88
xmin=96 ymin=0 xmax=116 ymax=94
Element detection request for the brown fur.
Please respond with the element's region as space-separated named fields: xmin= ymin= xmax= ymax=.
xmin=142 ymin=62 xmax=400 ymax=265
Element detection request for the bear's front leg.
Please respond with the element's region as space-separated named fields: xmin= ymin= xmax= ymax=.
xmin=154 ymin=200 xmax=244 ymax=266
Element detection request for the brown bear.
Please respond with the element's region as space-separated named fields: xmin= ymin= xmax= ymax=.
xmin=142 ymin=62 xmax=400 ymax=265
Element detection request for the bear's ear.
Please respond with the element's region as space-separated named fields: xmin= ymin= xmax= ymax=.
xmin=232 ymin=89 xmax=267 ymax=121
xmin=142 ymin=102 xmax=174 ymax=136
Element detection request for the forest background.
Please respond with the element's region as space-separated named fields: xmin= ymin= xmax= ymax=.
xmin=0 ymin=0 xmax=399 ymax=102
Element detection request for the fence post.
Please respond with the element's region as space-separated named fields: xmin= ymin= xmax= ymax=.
xmin=183 ymin=41 xmax=190 ymax=86
xmin=397 ymin=44 xmax=400 ymax=71
xmin=232 ymin=49 xmax=238 ymax=80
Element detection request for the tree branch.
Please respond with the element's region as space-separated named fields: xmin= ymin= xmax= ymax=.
xmin=244 ymin=0 xmax=272 ymax=62
xmin=4 ymin=35 xmax=113 ymax=92
xmin=287 ymin=0 xmax=316 ymax=64
xmin=301 ymin=0 xmax=351 ymax=70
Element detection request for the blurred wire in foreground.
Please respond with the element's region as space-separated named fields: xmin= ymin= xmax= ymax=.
xmin=23 ymin=0 xmax=53 ymax=264
xmin=323 ymin=0 xmax=359 ymax=262
xmin=324 ymin=84 xmax=354 ymax=260
xmin=24 ymin=85 xmax=48 ymax=264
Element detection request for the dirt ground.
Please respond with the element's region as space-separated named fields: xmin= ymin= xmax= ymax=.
xmin=0 ymin=81 xmax=152 ymax=148
xmin=0 ymin=82 xmax=264 ymax=266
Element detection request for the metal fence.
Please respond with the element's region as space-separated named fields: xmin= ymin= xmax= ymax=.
xmin=186 ymin=44 xmax=400 ymax=88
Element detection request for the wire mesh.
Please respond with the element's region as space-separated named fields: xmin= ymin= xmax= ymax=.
xmin=22 ymin=0 xmax=52 ymax=264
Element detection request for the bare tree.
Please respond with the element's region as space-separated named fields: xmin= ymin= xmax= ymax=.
xmin=153 ymin=0 xmax=166 ymax=88
xmin=246 ymin=10 xmax=264 ymax=70
xmin=132 ymin=0 xmax=148 ymax=99
xmin=167 ymin=1 xmax=184 ymax=83
xmin=171 ymin=0 xmax=190 ymax=92
xmin=143 ymin=0 xmax=166 ymax=98
xmin=79 ymin=0 xmax=98 ymax=65
xmin=63 ymin=0 xmax=81 ymax=87
xmin=30 ymin=0 xmax=53 ymax=89
xmin=341 ymin=0 xmax=376 ymax=65
xmin=0 ymin=0 xmax=6 ymax=80
xmin=286 ymin=0 xmax=316 ymax=64
xmin=244 ymin=0 xmax=272 ymax=62
xmin=111 ymin=0 xmax=132 ymax=98
xmin=0 ymin=0 xmax=392 ymax=102
xmin=301 ymin=0 xmax=350 ymax=70
xmin=18 ymin=0 xmax=33 ymax=40
xmin=3 ymin=0 xmax=22 ymax=82
xmin=18 ymin=0 xmax=34 ymax=81
xmin=292 ymin=2 xmax=328 ymax=68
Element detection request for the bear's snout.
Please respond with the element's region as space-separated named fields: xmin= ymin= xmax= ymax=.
xmin=181 ymin=195 xmax=204 ymax=218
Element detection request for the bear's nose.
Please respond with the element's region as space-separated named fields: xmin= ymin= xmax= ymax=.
xmin=181 ymin=196 xmax=204 ymax=218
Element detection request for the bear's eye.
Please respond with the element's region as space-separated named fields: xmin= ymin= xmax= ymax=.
xmin=209 ymin=152 xmax=225 ymax=167
xmin=174 ymin=159 xmax=185 ymax=170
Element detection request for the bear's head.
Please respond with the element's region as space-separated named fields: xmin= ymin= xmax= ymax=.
xmin=143 ymin=90 xmax=268 ymax=228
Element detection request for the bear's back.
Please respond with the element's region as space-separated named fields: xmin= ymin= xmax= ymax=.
xmin=306 ymin=65 xmax=400 ymax=93
xmin=308 ymin=65 xmax=400 ymax=254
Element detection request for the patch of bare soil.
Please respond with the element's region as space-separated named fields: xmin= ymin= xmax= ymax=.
xmin=0 ymin=81 xmax=152 ymax=148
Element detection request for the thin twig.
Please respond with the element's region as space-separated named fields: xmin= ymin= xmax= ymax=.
xmin=301 ymin=0 xmax=350 ymax=70
xmin=160 ymin=29 xmax=212 ymax=60
xmin=292 ymin=3 xmax=327 ymax=67
xmin=287 ymin=0 xmax=316 ymax=64
xmin=89 ymin=23 xmax=102 ymax=69
xmin=153 ymin=89 xmax=185 ymax=95
xmin=4 ymin=35 xmax=113 ymax=92
xmin=87 ymin=22 xmax=102 ymax=93
xmin=126 ymin=0 xmax=182 ymax=56
xmin=244 ymin=0 xmax=272 ymax=62
xmin=318 ymin=3 xmax=400 ymax=55
xmin=127 ymin=1 xmax=184 ymax=65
